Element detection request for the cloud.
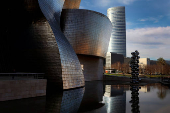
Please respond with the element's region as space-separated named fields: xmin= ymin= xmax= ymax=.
xmin=94 ymin=0 xmax=112 ymax=7
xmin=118 ymin=0 xmax=136 ymax=5
xmin=126 ymin=26 xmax=170 ymax=60
xmin=126 ymin=22 xmax=132 ymax=25
xmin=79 ymin=6 xmax=85 ymax=9
xmin=139 ymin=15 xmax=163 ymax=23
xmin=94 ymin=0 xmax=136 ymax=7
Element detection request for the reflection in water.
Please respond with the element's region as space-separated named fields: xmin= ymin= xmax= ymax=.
xmin=1 ymin=82 xmax=170 ymax=113
xmin=102 ymin=85 xmax=126 ymax=113
xmin=156 ymin=84 xmax=168 ymax=100
xmin=78 ymin=81 xmax=105 ymax=112
xmin=0 ymin=87 xmax=85 ymax=113
xmin=139 ymin=86 xmax=150 ymax=93
xmin=46 ymin=87 xmax=85 ymax=113
xmin=129 ymin=85 xmax=140 ymax=113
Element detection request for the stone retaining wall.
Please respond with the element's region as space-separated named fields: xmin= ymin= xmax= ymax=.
xmin=0 ymin=79 xmax=46 ymax=101
xmin=103 ymin=75 xmax=160 ymax=83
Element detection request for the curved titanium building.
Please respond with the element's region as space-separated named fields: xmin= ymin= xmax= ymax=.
xmin=63 ymin=0 xmax=81 ymax=9
xmin=3 ymin=0 xmax=84 ymax=90
xmin=107 ymin=6 xmax=126 ymax=57
xmin=38 ymin=0 xmax=85 ymax=89
xmin=61 ymin=9 xmax=112 ymax=81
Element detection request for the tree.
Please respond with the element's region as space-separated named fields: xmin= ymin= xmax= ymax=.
xmin=157 ymin=57 xmax=166 ymax=66
xmin=145 ymin=65 xmax=152 ymax=76
xmin=122 ymin=63 xmax=130 ymax=74
xmin=157 ymin=58 xmax=166 ymax=75
xmin=111 ymin=62 xmax=123 ymax=73
xmin=157 ymin=84 xmax=168 ymax=100
xmin=163 ymin=65 xmax=170 ymax=75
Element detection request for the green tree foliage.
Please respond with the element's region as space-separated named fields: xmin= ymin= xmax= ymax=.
xmin=157 ymin=57 xmax=166 ymax=65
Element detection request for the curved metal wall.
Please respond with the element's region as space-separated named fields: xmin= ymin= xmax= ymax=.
xmin=46 ymin=87 xmax=84 ymax=113
xmin=77 ymin=55 xmax=104 ymax=81
xmin=4 ymin=0 xmax=63 ymax=88
xmin=63 ymin=0 xmax=81 ymax=9
xmin=38 ymin=0 xmax=85 ymax=89
xmin=107 ymin=6 xmax=126 ymax=57
xmin=3 ymin=0 xmax=84 ymax=89
xmin=60 ymin=9 xmax=112 ymax=58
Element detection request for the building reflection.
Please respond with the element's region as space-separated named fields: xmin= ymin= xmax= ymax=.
xmin=0 ymin=82 xmax=170 ymax=113
xmin=102 ymin=85 xmax=127 ymax=113
xmin=46 ymin=87 xmax=85 ymax=113
xmin=102 ymin=85 xmax=151 ymax=113
xmin=78 ymin=81 xmax=105 ymax=112
xmin=139 ymin=86 xmax=150 ymax=93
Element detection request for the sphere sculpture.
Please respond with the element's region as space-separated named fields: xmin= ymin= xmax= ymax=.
xmin=130 ymin=50 xmax=140 ymax=83
xmin=129 ymin=50 xmax=140 ymax=112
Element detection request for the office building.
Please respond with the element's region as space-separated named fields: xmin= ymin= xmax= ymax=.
xmin=107 ymin=6 xmax=126 ymax=57
xmin=105 ymin=52 xmax=124 ymax=73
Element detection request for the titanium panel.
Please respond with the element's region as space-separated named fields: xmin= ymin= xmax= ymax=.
xmin=46 ymin=87 xmax=84 ymax=113
xmin=60 ymin=9 xmax=112 ymax=58
xmin=4 ymin=0 xmax=63 ymax=89
xmin=38 ymin=0 xmax=85 ymax=89
xmin=77 ymin=55 xmax=104 ymax=81
xmin=63 ymin=0 xmax=81 ymax=9
xmin=3 ymin=0 xmax=84 ymax=89
xmin=107 ymin=6 xmax=126 ymax=57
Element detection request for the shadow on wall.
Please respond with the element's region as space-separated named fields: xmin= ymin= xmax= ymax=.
xmin=77 ymin=55 xmax=104 ymax=81
xmin=3 ymin=0 xmax=85 ymax=90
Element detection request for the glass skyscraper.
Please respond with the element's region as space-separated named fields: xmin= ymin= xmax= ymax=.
xmin=107 ymin=6 xmax=126 ymax=57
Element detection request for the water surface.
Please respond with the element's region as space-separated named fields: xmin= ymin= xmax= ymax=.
xmin=0 ymin=81 xmax=170 ymax=113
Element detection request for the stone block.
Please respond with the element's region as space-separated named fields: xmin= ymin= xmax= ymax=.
xmin=0 ymin=89 xmax=5 ymax=94
xmin=0 ymin=79 xmax=47 ymax=101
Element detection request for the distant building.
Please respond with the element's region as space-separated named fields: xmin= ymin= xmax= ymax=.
xmin=150 ymin=60 xmax=157 ymax=65
xmin=166 ymin=60 xmax=170 ymax=65
xmin=150 ymin=60 xmax=170 ymax=65
xmin=105 ymin=52 xmax=124 ymax=73
xmin=107 ymin=6 xmax=126 ymax=57
xmin=139 ymin=58 xmax=150 ymax=68
xmin=124 ymin=57 xmax=131 ymax=64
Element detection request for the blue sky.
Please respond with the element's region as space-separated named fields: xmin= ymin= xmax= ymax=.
xmin=80 ymin=0 xmax=170 ymax=60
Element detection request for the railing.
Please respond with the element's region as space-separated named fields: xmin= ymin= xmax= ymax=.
xmin=0 ymin=73 xmax=45 ymax=80
xmin=161 ymin=76 xmax=170 ymax=82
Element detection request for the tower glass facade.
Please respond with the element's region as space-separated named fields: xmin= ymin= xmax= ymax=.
xmin=107 ymin=6 xmax=126 ymax=57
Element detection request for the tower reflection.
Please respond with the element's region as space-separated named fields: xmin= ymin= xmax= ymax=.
xmin=102 ymin=85 xmax=127 ymax=113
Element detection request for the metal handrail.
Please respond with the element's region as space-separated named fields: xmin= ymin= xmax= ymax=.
xmin=0 ymin=73 xmax=45 ymax=80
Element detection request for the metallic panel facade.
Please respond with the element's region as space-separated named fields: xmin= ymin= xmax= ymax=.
xmin=46 ymin=87 xmax=84 ymax=113
xmin=77 ymin=55 xmax=104 ymax=81
xmin=63 ymin=0 xmax=81 ymax=9
xmin=107 ymin=6 xmax=126 ymax=57
xmin=60 ymin=9 xmax=112 ymax=58
xmin=4 ymin=0 xmax=63 ymax=89
xmin=3 ymin=0 xmax=84 ymax=89
xmin=38 ymin=0 xmax=85 ymax=89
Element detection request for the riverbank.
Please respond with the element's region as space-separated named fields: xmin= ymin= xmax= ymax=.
xmin=103 ymin=74 xmax=161 ymax=84
xmin=104 ymin=73 xmax=170 ymax=78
